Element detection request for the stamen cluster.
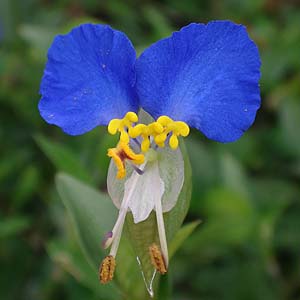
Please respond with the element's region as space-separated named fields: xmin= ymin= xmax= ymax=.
xmin=108 ymin=112 xmax=190 ymax=152
xmin=107 ymin=112 xmax=190 ymax=179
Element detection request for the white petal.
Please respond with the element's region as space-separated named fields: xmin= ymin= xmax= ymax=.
xmin=126 ymin=162 xmax=164 ymax=223
xmin=107 ymin=145 xmax=184 ymax=219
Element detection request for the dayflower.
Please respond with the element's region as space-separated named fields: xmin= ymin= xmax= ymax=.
xmin=39 ymin=21 xmax=261 ymax=283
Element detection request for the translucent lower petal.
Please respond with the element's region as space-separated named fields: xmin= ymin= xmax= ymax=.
xmin=107 ymin=146 xmax=184 ymax=220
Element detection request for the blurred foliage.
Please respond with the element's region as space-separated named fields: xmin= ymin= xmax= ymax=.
xmin=0 ymin=0 xmax=300 ymax=299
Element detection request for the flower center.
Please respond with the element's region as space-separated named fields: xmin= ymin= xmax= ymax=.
xmin=107 ymin=111 xmax=189 ymax=179
xmin=100 ymin=111 xmax=188 ymax=284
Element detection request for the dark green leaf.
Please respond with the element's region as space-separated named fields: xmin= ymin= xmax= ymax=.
xmin=55 ymin=172 xmax=149 ymax=299
xmin=0 ymin=216 xmax=31 ymax=239
xmin=36 ymin=135 xmax=93 ymax=184
xmin=169 ymin=220 xmax=201 ymax=259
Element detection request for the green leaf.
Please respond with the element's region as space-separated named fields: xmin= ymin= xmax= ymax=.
xmin=13 ymin=165 xmax=40 ymax=208
xmin=0 ymin=216 xmax=31 ymax=239
xmin=18 ymin=24 xmax=57 ymax=59
xmin=188 ymin=188 xmax=255 ymax=260
xmin=0 ymin=0 xmax=16 ymax=40
xmin=142 ymin=5 xmax=173 ymax=40
xmin=119 ymin=219 xmax=158 ymax=299
xmin=279 ymin=97 xmax=300 ymax=156
xmin=218 ymin=152 xmax=250 ymax=199
xmin=36 ymin=135 xmax=93 ymax=184
xmin=55 ymin=172 xmax=116 ymax=268
xmin=124 ymin=212 xmax=160 ymax=297
xmin=169 ymin=220 xmax=201 ymax=259
xmin=47 ymin=239 xmax=119 ymax=300
xmin=55 ymin=172 xmax=148 ymax=299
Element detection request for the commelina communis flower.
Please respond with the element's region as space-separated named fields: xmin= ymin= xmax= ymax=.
xmin=39 ymin=21 xmax=261 ymax=283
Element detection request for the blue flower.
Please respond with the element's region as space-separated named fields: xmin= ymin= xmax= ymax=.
xmin=39 ymin=21 xmax=261 ymax=143
xmin=39 ymin=21 xmax=261 ymax=282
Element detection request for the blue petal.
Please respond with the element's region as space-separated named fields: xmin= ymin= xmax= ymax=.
xmin=39 ymin=24 xmax=138 ymax=135
xmin=136 ymin=21 xmax=261 ymax=142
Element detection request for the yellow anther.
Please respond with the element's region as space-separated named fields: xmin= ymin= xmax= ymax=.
xmin=108 ymin=119 xmax=121 ymax=135
xmin=128 ymin=124 xmax=152 ymax=152
xmin=157 ymin=116 xmax=173 ymax=126
xmin=153 ymin=116 xmax=190 ymax=149
xmin=129 ymin=124 xmax=147 ymax=138
xmin=169 ymin=134 xmax=179 ymax=149
xmin=107 ymin=141 xmax=144 ymax=179
xmin=138 ymin=122 xmax=164 ymax=152
xmin=154 ymin=133 xmax=167 ymax=145
xmin=176 ymin=121 xmax=190 ymax=136
xmin=107 ymin=112 xmax=189 ymax=169
xmin=129 ymin=122 xmax=164 ymax=153
xmin=148 ymin=122 xmax=164 ymax=134
xmin=125 ymin=111 xmax=138 ymax=123
xmin=107 ymin=112 xmax=138 ymax=142
xmin=141 ymin=139 xmax=151 ymax=152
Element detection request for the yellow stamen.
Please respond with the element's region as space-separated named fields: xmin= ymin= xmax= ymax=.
xmin=169 ymin=134 xmax=179 ymax=149
xmin=157 ymin=116 xmax=173 ymax=126
xmin=128 ymin=123 xmax=147 ymax=138
xmin=106 ymin=112 xmax=189 ymax=178
xmin=149 ymin=243 xmax=167 ymax=274
xmin=107 ymin=147 xmax=126 ymax=179
xmin=129 ymin=122 xmax=163 ymax=152
xmin=155 ymin=116 xmax=190 ymax=149
xmin=175 ymin=121 xmax=190 ymax=137
xmin=99 ymin=255 xmax=116 ymax=284
xmin=108 ymin=112 xmax=139 ymax=144
xmin=148 ymin=122 xmax=164 ymax=135
xmin=154 ymin=133 xmax=167 ymax=145
xmin=107 ymin=119 xmax=121 ymax=135
xmin=107 ymin=141 xmax=144 ymax=179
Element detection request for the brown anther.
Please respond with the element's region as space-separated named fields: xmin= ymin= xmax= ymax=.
xmin=149 ymin=243 xmax=167 ymax=275
xmin=99 ymin=255 xmax=116 ymax=284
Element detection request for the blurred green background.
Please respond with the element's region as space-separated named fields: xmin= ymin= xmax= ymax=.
xmin=1 ymin=0 xmax=300 ymax=299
